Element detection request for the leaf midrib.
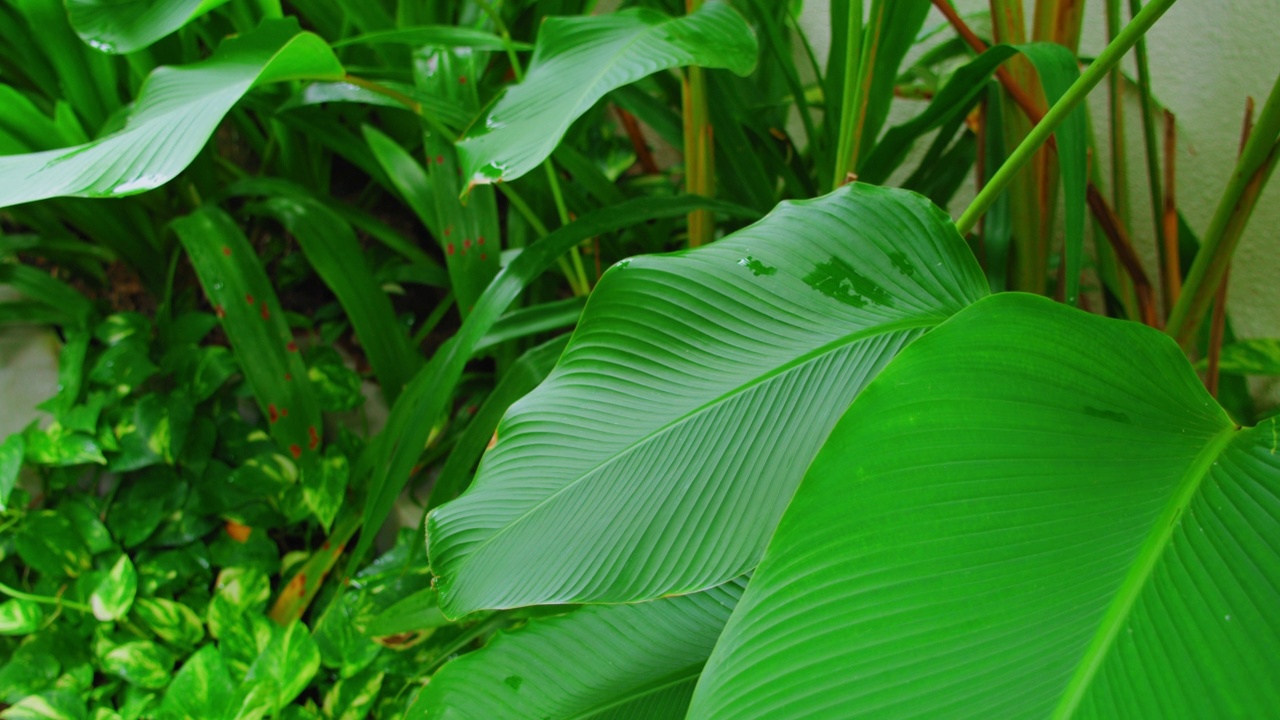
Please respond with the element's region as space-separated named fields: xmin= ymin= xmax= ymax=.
xmin=1052 ymin=422 xmax=1238 ymax=718
xmin=447 ymin=314 xmax=946 ymax=591
xmin=566 ymin=664 xmax=703 ymax=720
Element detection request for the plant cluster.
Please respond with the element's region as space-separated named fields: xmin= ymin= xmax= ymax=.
xmin=0 ymin=0 xmax=1276 ymax=718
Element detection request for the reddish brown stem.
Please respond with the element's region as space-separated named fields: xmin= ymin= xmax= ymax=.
xmin=1161 ymin=109 xmax=1181 ymax=311
xmin=614 ymin=106 xmax=661 ymax=175
xmin=932 ymin=0 xmax=1159 ymax=325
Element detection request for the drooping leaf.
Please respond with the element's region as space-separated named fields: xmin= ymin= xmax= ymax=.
xmin=456 ymin=1 xmax=758 ymax=187
xmin=65 ymin=0 xmax=231 ymax=54
xmin=427 ymin=185 xmax=988 ymax=616
xmin=413 ymin=577 xmax=747 ymax=720
xmin=690 ymin=293 xmax=1280 ymax=719
xmin=89 ymin=554 xmax=137 ymax=621
xmin=0 ymin=19 xmax=343 ymax=208
xmin=172 ymin=206 xmax=324 ymax=469
xmin=352 ymin=195 xmax=759 ymax=570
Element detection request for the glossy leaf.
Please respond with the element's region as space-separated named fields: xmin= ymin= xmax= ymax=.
xmin=134 ymin=598 xmax=206 ymax=649
xmin=414 ymin=577 xmax=747 ymax=719
xmin=427 ymin=185 xmax=988 ymax=616
xmin=244 ymin=620 xmax=321 ymax=712
xmin=102 ymin=641 xmax=174 ymax=689
xmin=333 ymin=26 xmax=525 ymax=51
xmin=66 ymin=0 xmax=230 ymax=54
xmin=691 ymin=294 xmax=1280 ymax=719
xmin=352 ymin=195 xmax=760 ymax=569
xmin=0 ymin=19 xmax=343 ymax=208
xmin=0 ymin=599 xmax=42 ymax=636
xmin=156 ymin=645 xmax=236 ymax=720
xmin=456 ymin=1 xmax=758 ymax=186
xmin=172 ymin=207 xmax=324 ymax=469
xmin=89 ymin=554 xmax=137 ymax=621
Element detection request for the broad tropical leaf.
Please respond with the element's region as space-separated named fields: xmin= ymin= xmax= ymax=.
xmin=427 ymin=185 xmax=988 ymax=616
xmin=351 ymin=195 xmax=758 ymax=570
xmin=456 ymin=1 xmax=758 ymax=187
xmin=0 ymin=19 xmax=343 ymax=208
xmin=413 ymin=577 xmax=747 ymax=720
xmin=66 ymin=0 xmax=230 ymax=54
xmin=691 ymin=293 xmax=1280 ymax=719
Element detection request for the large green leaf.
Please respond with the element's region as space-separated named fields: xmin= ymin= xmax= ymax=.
xmin=455 ymin=1 xmax=758 ymax=187
xmin=427 ymin=185 xmax=988 ymax=616
xmin=66 ymin=0 xmax=230 ymax=54
xmin=0 ymin=19 xmax=343 ymax=208
xmin=413 ymin=577 xmax=746 ymax=720
xmin=690 ymin=293 xmax=1280 ymax=719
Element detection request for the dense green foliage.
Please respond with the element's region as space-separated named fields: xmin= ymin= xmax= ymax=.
xmin=0 ymin=0 xmax=1277 ymax=718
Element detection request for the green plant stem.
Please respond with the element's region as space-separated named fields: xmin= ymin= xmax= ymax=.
xmin=831 ymin=0 xmax=864 ymax=189
xmin=1126 ymin=0 xmax=1171 ymax=315
xmin=955 ymin=0 xmax=1178 ymax=237
xmin=496 ymin=183 xmax=586 ymax=296
xmin=1166 ymin=73 xmax=1280 ymax=346
xmin=0 ymin=580 xmax=91 ymax=613
xmin=1106 ymin=0 xmax=1131 ymax=225
xmin=682 ymin=0 xmax=715 ymax=247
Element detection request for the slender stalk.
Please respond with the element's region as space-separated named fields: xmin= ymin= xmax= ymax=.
xmin=1166 ymin=72 xmax=1280 ymax=346
xmin=955 ymin=0 xmax=1179 ymax=237
xmin=831 ymin=0 xmax=865 ymax=189
xmin=1106 ymin=0 xmax=1131 ymax=224
xmin=1160 ymin=109 xmax=1180 ymax=307
xmin=683 ymin=0 xmax=715 ymax=246
xmin=0 ymin=580 xmax=92 ymax=613
xmin=1128 ymin=0 xmax=1170 ymax=313
xmin=1206 ymin=267 xmax=1228 ymax=397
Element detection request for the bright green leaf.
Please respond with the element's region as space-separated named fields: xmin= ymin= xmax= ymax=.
xmin=244 ymin=621 xmax=320 ymax=712
xmin=0 ymin=599 xmax=42 ymax=636
xmin=0 ymin=690 xmax=87 ymax=720
xmin=101 ymin=641 xmax=174 ymax=689
xmin=456 ymin=1 xmax=758 ymax=186
xmin=89 ymin=554 xmax=137 ymax=621
xmin=690 ymin=294 xmax=1280 ymax=719
xmin=414 ymin=577 xmax=745 ymax=719
xmin=0 ymin=19 xmax=344 ymax=207
xmin=16 ymin=511 xmax=93 ymax=578
xmin=1197 ymin=338 xmax=1280 ymax=375
xmin=133 ymin=598 xmax=205 ymax=649
xmin=155 ymin=645 xmax=236 ymax=720
xmin=0 ymin=433 xmax=23 ymax=511
xmin=66 ymin=0 xmax=231 ymax=54
xmin=427 ymin=185 xmax=987 ymax=616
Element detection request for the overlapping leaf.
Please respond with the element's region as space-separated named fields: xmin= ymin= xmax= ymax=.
xmin=413 ymin=577 xmax=746 ymax=720
xmin=0 ymin=19 xmax=343 ymax=208
xmin=691 ymin=294 xmax=1280 ymax=719
xmin=427 ymin=185 xmax=988 ymax=616
xmin=455 ymin=0 xmax=758 ymax=186
xmin=66 ymin=0 xmax=230 ymax=54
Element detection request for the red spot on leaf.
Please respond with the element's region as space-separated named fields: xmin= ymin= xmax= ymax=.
xmin=465 ymin=405 xmax=477 ymax=415
xmin=446 ymin=243 xmax=455 ymax=256
xmin=463 ymin=238 xmax=471 ymax=249
xmin=289 ymin=444 xmax=302 ymax=459
xmin=459 ymin=76 xmax=467 ymax=84
xmin=260 ymin=301 xmax=270 ymax=320
xmin=222 ymin=246 xmax=232 ymax=256
xmin=477 ymin=236 xmax=485 ymax=246
xmin=322 ymin=541 xmax=331 ymax=550
xmin=444 ymin=226 xmax=453 ymax=237
xmin=480 ymin=253 xmax=487 ymax=261
xmin=268 ymin=404 xmax=279 ymax=423
xmin=289 ymin=573 xmax=307 ymax=597
xmin=308 ymin=426 xmax=320 ymax=450
xmin=281 ymin=407 xmax=289 ymax=417
xmin=435 ymin=155 xmax=444 ymax=165
xmin=287 ymin=341 xmax=298 ymax=352
xmin=215 ymin=305 xmax=225 ymax=318
xmin=284 ymin=373 xmax=292 ymax=381
xmin=245 ymin=293 xmax=254 ymax=305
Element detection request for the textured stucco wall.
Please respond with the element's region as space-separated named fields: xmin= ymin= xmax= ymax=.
xmin=801 ymin=0 xmax=1280 ymax=345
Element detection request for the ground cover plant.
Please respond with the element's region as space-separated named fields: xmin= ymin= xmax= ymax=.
xmin=0 ymin=0 xmax=1277 ymax=717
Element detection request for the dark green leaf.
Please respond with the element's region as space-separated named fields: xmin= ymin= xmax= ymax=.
xmin=0 ymin=434 xmax=23 ymax=511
